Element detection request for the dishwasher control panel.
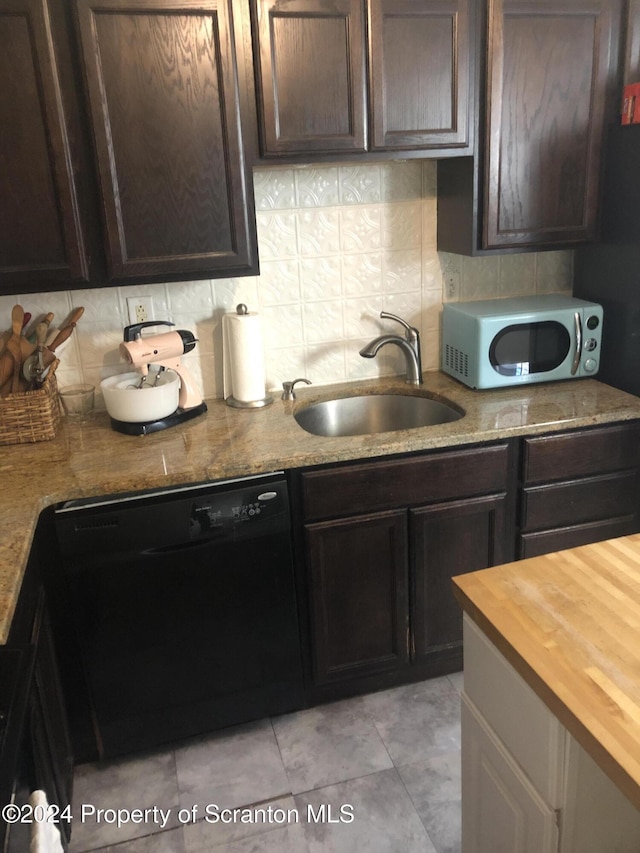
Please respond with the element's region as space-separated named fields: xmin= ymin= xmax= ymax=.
xmin=189 ymin=483 xmax=288 ymax=539
xmin=56 ymin=473 xmax=290 ymax=556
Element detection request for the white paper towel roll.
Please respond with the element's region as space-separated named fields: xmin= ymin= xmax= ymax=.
xmin=222 ymin=307 xmax=268 ymax=403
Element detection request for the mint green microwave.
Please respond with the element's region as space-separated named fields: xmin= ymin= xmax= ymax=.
xmin=441 ymin=295 xmax=603 ymax=389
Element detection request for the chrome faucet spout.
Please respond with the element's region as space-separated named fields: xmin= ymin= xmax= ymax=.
xmin=359 ymin=334 xmax=411 ymax=359
xmin=359 ymin=316 xmax=423 ymax=385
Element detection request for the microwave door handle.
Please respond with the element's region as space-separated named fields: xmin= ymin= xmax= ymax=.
xmin=571 ymin=312 xmax=583 ymax=375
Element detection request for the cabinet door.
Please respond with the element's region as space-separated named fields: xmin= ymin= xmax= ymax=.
xmin=0 ymin=0 xmax=90 ymax=290
xmin=411 ymin=494 xmax=507 ymax=662
xmin=305 ymin=510 xmax=409 ymax=686
xmin=75 ymin=0 xmax=258 ymax=281
xmin=462 ymin=696 xmax=560 ymax=853
xmin=30 ymin=609 xmax=74 ymax=842
xmin=253 ymin=0 xmax=367 ymax=154
xmin=368 ymin=0 xmax=473 ymax=152
xmin=623 ymin=0 xmax=640 ymax=84
xmin=484 ymin=0 xmax=621 ymax=249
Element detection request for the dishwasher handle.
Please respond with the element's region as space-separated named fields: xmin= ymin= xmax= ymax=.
xmin=141 ymin=537 xmax=226 ymax=557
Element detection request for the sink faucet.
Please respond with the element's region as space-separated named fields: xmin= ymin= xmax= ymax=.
xmin=359 ymin=311 xmax=423 ymax=385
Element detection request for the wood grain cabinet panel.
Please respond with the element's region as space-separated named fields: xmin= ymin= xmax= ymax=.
xmin=252 ymin=0 xmax=367 ymax=154
xmin=518 ymin=423 xmax=640 ymax=558
xmin=484 ymin=0 xmax=621 ymax=249
xmin=296 ymin=440 xmax=517 ymax=698
xmin=520 ymin=516 xmax=638 ymax=559
xmin=75 ymin=0 xmax=258 ymax=281
xmin=305 ymin=510 xmax=409 ymax=685
xmin=0 ymin=0 xmax=90 ymax=291
xmin=623 ymin=0 xmax=640 ymax=83
xmin=301 ymin=443 xmax=510 ymax=521
xmin=523 ymin=423 xmax=640 ymax=484
xmin=252 ymin=0 xmax=474 ymax=157
xmin=438 ymin=0 xmax=623 ymax=254
xmin=522 ymin=471 xmax=638 ymax=532
xmin=30 ymin=607 xmax=74 ymax=844
xmin=7 ymin=539 xmax=73 ymax=845
xmin=368 ymin=0 xmax=472 ymax=151
xmin=411 ymin=493 xmax=507 ymax=662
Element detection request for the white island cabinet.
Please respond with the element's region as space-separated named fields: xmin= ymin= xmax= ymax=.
xmin=462 ymin=615 xmax=640 ymax=853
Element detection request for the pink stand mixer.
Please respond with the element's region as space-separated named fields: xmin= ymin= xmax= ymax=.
xmin=111 ymin=321 xmax=207 ymax=435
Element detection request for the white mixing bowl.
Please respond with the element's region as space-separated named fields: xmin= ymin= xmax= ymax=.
xmin=100 ymin=369 xmax=180 ymax=422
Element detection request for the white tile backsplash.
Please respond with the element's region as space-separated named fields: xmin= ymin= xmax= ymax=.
xmin=255 ymin=211 xmax=298 ymax=260
xmin=342 ymin=252 xmax=383 ymax=296
xmin=300 ymin=256 xmax=343 ymax=301
xmin=295 ymin=167 xmax=340 ymax=208
xmin=340 ymin=206 xmax=383 ymax=253
xmin=339 ymin=164 xmax=383 ymax=205
xmin=381 ymin=161 xmax=423 ymax=202
xmin=7 ymin=161 xmax=573 ymax=407
xmin=253 ymin=168 xmax=296 ymax=211
xmin=296 ymin=209 xmax=341 ymax=257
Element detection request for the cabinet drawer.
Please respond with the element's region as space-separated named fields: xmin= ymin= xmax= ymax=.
xmin=521 ymin=471 xmax=638 ymax=532
xmin=523 ymin=423 xmax=640 ymax=484
xmin=519 ymin=515 xmax=638 ymax=559
xmin=463 ymin=616 xmax=565 ymax=806
xmin=302 ymin=443 xmax=511 ymax=521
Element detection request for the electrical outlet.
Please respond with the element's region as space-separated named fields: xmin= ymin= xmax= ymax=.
xmin=127 ymin=296 xmax=154 ymax=325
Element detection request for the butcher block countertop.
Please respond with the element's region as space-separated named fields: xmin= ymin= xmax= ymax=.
xmin=2 ymin=371 xmax=640 ymax=646
xmin=453 ymin=535 xmax=640 ymax=810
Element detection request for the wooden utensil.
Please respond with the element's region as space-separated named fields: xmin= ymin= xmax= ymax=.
xmin=36 ymin=307 xmax=85 ymax=376
xmin=0 ymin=346 xmax=13 ymax=388
xmin=7 ymin=305 xmax=24 ymax=394
xmin=47 ymin=307 xmax=84 ymax=352
xmin=26 ymin=311 xmax=54 ymax=344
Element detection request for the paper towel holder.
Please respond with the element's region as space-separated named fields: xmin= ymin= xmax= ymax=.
xmin=225 ymin=304 xmax=274 ymax=409
xmin=226 ymin=394 xmax=273 ymax=409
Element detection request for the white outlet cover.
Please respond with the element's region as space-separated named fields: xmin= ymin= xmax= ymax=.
xmin=127 ymin=296 xmax=154 ymax=325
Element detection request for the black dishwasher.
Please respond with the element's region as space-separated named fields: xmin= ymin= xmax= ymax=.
xmin=55 ymin=473 xmax=305 ymax=759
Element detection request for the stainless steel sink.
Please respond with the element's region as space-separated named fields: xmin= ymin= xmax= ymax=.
xmin=294 ymin=394 xmax=464 ymax=437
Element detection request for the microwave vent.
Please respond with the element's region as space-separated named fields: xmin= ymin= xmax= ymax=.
xmin=444 ymin=344 xmax=469 ymax=378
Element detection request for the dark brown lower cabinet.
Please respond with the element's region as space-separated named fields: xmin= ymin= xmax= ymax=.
xmin=518 ymin=423 xmax=640 ymax=559
xmin=297 ymin=422 xmax=640 ymax=702
xmin=29 ymin=607 xmax=74 ymax=844
xmin=411 ymin=493 xmax=508 ymax=663
xmin=298 ymin=441 xmax=517 ymax=701
xmin=305 ymin=510 xmax=409 ymax=686
xmin=5 ymin=522 xmax=73 ymax=849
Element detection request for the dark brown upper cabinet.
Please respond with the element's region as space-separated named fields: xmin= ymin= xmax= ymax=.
xmin=0 ymin=0 xmax=92 ymax=292
xmin=251 ymin=0 xmax=475 ymax=158
xmin=438 ymin=0 xmax=623 ymax=254
xmin=74 ymin=0 xmax=259 ymax=282
xmin=623 ymin=0 xmax=640 ymax=84
xmin=368 ymin=0 xmax=472 ymax=151
xmin=252 ymin=0 xmax=367 ymax=154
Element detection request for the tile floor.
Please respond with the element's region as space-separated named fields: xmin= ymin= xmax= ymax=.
xmin=68 ymin=672 xmax=463 ymax=853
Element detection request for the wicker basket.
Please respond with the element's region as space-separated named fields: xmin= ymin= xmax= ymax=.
xmin=0 ymin=360 xmax=62 ymax=445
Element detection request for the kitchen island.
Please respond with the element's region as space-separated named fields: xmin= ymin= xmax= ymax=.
xmin=3 ymin=371 xmax=640 ymax=644
xmin=453 ymin=536 xmax=640 ymax=851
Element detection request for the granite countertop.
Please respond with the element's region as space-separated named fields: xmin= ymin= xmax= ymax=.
xmin=2 ymin=371 xmax=640 ymax=643
xmin=453 ymin=534 xmax=640 ymax=810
